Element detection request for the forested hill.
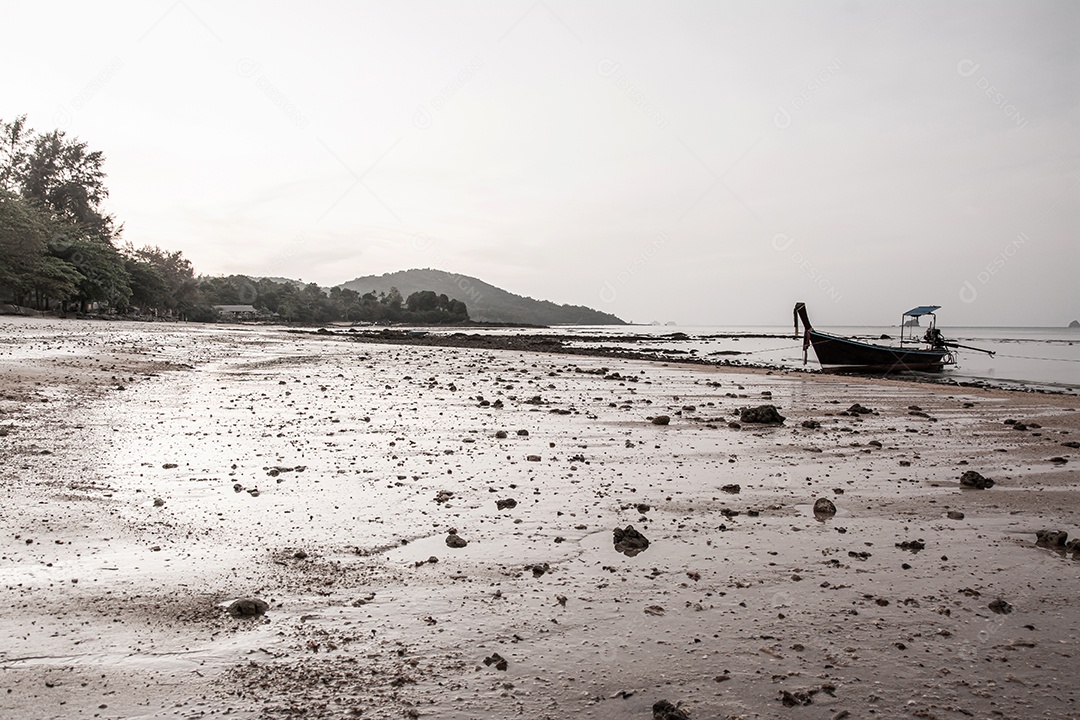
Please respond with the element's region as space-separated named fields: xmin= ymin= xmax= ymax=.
xmin=340 ymin=269 xmax=625 ymax=325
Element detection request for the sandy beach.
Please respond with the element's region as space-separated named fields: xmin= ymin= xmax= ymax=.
xmin=2 ymin=317 xmax=1078 ymax=720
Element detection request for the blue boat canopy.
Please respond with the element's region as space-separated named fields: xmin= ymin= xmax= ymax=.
xmin=904 ymin=305 xmax=941 ymax=317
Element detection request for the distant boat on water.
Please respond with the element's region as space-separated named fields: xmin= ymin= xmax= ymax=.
xmin=793 ymin=302 xmax=993 ymax=374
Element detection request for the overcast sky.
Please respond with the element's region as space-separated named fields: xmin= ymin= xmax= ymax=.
xmin=3 ymin=1 xmax=1077 ymax=326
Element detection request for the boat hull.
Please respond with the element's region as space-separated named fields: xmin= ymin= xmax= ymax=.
xmin=806 ymin=329 xmax=952 ymax=373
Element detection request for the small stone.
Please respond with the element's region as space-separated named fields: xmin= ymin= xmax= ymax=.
xmin=959 ymin=470 xmax=994 ymax=489
xmin=780 ymin=690 xmax=813 ymax=707
xmin=651 ymin=415 xmax=671 ymax=425
xmin=721 ymin=484 xmax=741 ymax=494
xmin=613 ymin=525 xmax=650 ymax=557
xmin=227 ymin=598 xmax=269 ymax=618
xmin=989 ymin=598 xmax=1013 ymax=615
xmin=947 ymin=510 xmax=965 ymax=520
xmin=496 ymin=498 xmax=517 ymax=510
xmin=446 ymin=533 xmax=468 ymax=548
xmin=896 ymin=539 xmax=925 ymax=552
xmin=652 ymin=699 xmax=691 ymax=719
xmin=740 ymin=405 xmax=785 ymax=424
xmin=153 ymin=497 xmax=165 ymax=507
xmin=813 ymin=498 xmax=837 ymax=516
xmin=1036 ymin=529 xmax=1068 ymax=548
xmin=495 ymin=430 xmax=508 ymax=439
xmin=483 ymin=652 xmax=508 ymax=671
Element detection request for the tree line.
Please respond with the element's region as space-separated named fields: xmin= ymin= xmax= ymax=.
xmin=0 ymin=116 xmax=468 ymax=324
xmin=200 ymin=275 xmax=468 ymax=324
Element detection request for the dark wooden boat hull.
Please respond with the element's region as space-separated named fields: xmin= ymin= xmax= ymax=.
xmin=806 ymin=329 xmax=952 ymax=373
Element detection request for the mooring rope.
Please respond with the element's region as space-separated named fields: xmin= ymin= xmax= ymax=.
xmin=715 ymin=343 xmax=804 ymax=356
xmin=991 ymin=352 xmax=1080 ymax=363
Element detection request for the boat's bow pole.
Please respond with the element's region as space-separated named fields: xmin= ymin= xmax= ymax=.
xmin=793 ymin=302 xmax=812 ymax=364
xmin=943 ymin=340 xmax=996 ymax=357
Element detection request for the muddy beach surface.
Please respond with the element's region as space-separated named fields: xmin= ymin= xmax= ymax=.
xmin=2 ymin=317 xmax=1079 ymax=720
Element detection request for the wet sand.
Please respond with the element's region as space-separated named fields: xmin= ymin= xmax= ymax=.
xmin=1 ymin=317 xmax=1079 ymax=720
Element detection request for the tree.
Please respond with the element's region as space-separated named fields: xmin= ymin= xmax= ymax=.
xmin=125 ymin=257 xmax=170 ymax=311
xmin=0 ymin=190 xmax=48 ymax=299
xmin=126 ymin=245 xmax=199 ymax=314
xmin=0 ymin=190 xmax=83 ymax=308
xmin=50 ymin=235 xmax=131 ymax=311
xmin=18 ymin=129 xmax=113 ymax=237
xmin=1 ymin=116 xmax=129 ymax=312
xmin=385 ymin=286 xmax=403 ymax=310
xmin=0 ymin=115 xmax=31 ymax=193
xmin=406 ymin=290 xmax=439 ymax=313
xmin=29 ymin=255 xmax=83 ymax=309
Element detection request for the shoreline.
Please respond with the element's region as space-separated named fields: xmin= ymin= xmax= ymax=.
xmin=1 ymin=317 xmax=1079 ymax=719
xmin=4 ymin=313 xmax=1073 ymax=395
xmin=293 ymin=326 xmax=1080 ymax=397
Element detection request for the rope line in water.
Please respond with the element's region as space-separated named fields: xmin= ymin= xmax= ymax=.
xmin=991 ymin=352 xmax=1080 ymax=363
xmin=718 ymin=343 xmax=803 ymax=356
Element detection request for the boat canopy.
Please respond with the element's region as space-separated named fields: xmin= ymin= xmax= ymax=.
xmin=904 ymin=305 xmax=941 ymax=317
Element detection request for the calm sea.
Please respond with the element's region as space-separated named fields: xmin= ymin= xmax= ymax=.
xmin=433 ymin=324 xmax=1080 ymax=394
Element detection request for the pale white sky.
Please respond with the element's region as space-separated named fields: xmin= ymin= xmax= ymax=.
xmin=3 ymin=0 xmax=1077 ymax=325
